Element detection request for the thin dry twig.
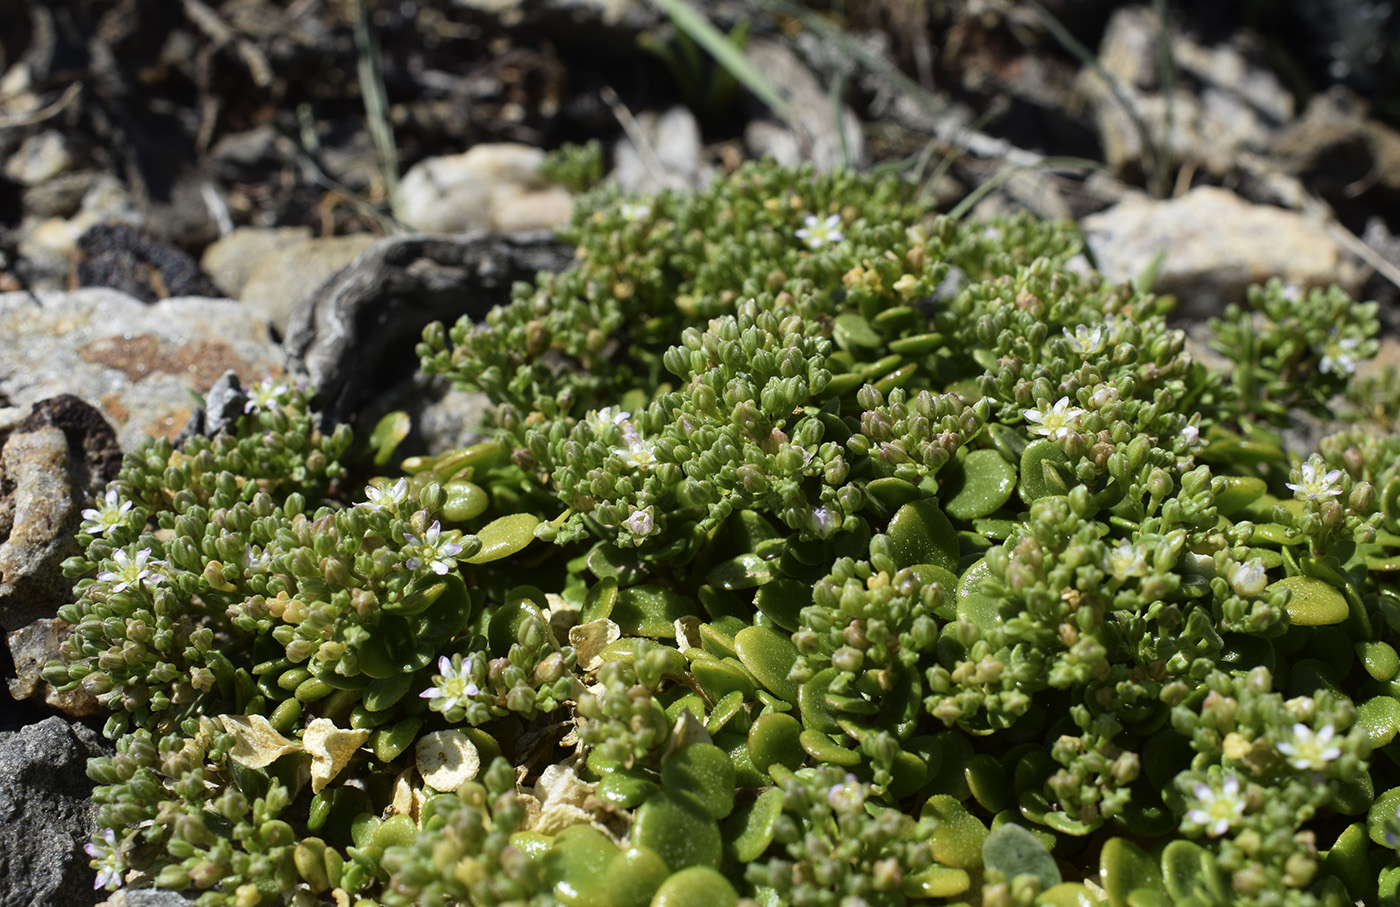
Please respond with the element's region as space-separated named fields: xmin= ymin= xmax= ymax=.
xmin=0 ymin=82 xmax=82 ymax=130
xmin=600 ymin=85 xmax=670 ymax=188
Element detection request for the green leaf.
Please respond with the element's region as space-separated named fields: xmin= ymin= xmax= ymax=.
xmin=649 ymin=0 xmax=789 ymax=118
xmin=983 ymin=822 xmax=1059 ymax=889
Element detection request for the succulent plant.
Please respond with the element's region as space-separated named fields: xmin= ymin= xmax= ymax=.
xmin=50 ymin=159 xmax=1400 ymax=906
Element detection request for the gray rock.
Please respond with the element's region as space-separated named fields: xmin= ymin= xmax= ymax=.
xmin=0 ymin=428 xmax=79 ymax=633
xmin=1080 ymin=186 xmax=1365 ymax=318
xmin=0 ymin=717 xmax=108 ymax=907
xmin=99 ymin=892 xmax=198 ymax=907
xmin=395 ymin=144 xmax=573 ymax=235
xmin=7 ymin=620 xmax=101 ymax=717
xmin=22 ymin=171 xmax=100 ymax=220
xmin=0 ymin=395 xmax=121 ymax=633
xmin=14 ymin=175 xmax=143 ymax=292
xmin=199 ymin=226 xmax=313 ymax=300
xmin=238 ymin=234 xmax=377 ymax=335
xmin=284 ymin=231 xmax=574 ymax=426
xmin=742 ymin=38 xmax=866 ymax=172
xmin=612 ymin=106 xmax=710 ymax=195
xmin=0 ymin=289 xmax=283 ymax=452
xmin=1079 ymin=6 xmax=1293 ymax=180
xmin=3 ymin=130 xmax=73 ymax=187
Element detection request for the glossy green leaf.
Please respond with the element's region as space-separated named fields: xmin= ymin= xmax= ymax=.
xmin=612 ymin=585 xmax=697 ymax=637
xmin=1359 ymin=696 xmax=1400 ymax=748
xmin=798 ymin=728 xmax=861 ymax=767
xmin=922 ymin=794 xmax=988 ymax=869
xmin=544 ymin=824 xmax=620 ymax=907
xmin=748 ymin=712 xmax=804 ymax=776
xmin=631 ymin=791 xmax=722 ymax=871
xmin=1018 ymin=439 xmax=1071 ymax=503
xmin=464 ymin=513 xmax=538 ymax=563
xmin=902 ymin=865 xmax=972 ymax=898
xmin=441 ymin=480 xmax=488 ymax=522
xmin=722 ymin=786 xmax=784 ymax=862
xmin=943 ymin=449 xmax=1017 ymax=520
xmin=603 ymin=846 xmax=670 ymax=907
xmin=1099 ymin=837 xmax=1161 ymax=907
xmin=368 ymin=411 xmax=411 ymax=466
xmin=1213 ymin=475 xmax=1266 ymax=516
xmin=956 ymin=558 xmax=1002 ymax=631
xmin=734 ymin=625 xmax=799 ymax=704
xmin=753 ymin=578 xmax=809 ymax=632
xmin=649 ymin=866 xmax=738 ymax=907
xmin=597 ymin=769 xmax=659 ymax=809
xmin=662 ymin=743 xmax=736 ymax=819
xmin=983 ymin=822 xmax=1059 ymax=888
xmin=1272 ymin=575 xmax=1348 ymax=626
xmin=886 ymin=500 xmax=959 ymax=573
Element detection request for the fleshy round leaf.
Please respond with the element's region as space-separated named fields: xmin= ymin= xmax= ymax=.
xmin=649 ymin=866 xmax=738 ymax=907
xmin=886 ymin=500 xmax=959 ymax=573
xmin=661 ymin=743 xmax=736 ymax=819
xmin=734 ymin=625 xmax=799 ymax=704
xmin=943 ymin=449 xmax=1017 ymax=520
xmin=1273 ymin=575 xmax=1348 ymax=626
xmin=631 ymin=791 xmax=722 ymax=871
xmin=982 ymin=822 xmax=1060 ymax=890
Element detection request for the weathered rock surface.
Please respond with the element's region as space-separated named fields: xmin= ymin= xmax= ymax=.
xmin=238 ymin=234 xmax=378 ymax=335
xmin=1079 ymin=6 xmax=1294 ymax=181
xmin=0 ymin=289 xmax=284 ymax=451
xmin=284 ymin=230 xmax=574 ymax=426
xmin=7 ymin=620 xmax=100 ymax=716
xmin=0 ymin=396 xmax=121 ymax=633
xmin=394 ymin=143 xmax=574 ymax=235
xmin=0 ymin=717 xmax=108 ymax=907
xmin=1080 ymin=186 xmax=1364 ymax=317
xmin=743 ymin=37 xmax=867 ymax=172
xmin=198 ymin=226 xmax=314 ymax=301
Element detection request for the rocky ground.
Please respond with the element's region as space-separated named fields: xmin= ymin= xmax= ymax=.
xmin=2 ymin=1 xmax=1400 ymax=904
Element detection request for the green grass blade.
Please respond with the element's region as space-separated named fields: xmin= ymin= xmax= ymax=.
xmin=650 ymin=0 xmax=791 ymax=117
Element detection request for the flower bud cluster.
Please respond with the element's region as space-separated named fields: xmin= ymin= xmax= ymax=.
xmin=745 ymin=765 xmax=933 ymax=907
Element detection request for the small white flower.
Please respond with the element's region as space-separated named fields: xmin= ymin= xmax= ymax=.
xmin=1320 ymin=336 xmax=1362 ymax=376
xmin=244 ymin=377 xmax=289 ymax=414
xmin=1186 ymin=772 xmax=1245 ymax=837
xmin=1181 ymin=422 xmax=1201 ymax=447
xmin=98 ymin=548 xmax=163 ymax=593
xmin=1277 ymin=723 xmax=1342 ymax=771
xmin=1023 ymin=396 xmax=1087 ymax=441
xmin=403 ymin=521 xmax=464 ymax=575
xmin=619 ymin=202 xmax=652 ymax=223
xmin=795 ymin=213 xmax=843 ymax=250
xmin=1285 ymin=456 xmax=1345 ymax=500
xmin=1281 ymin=284 xmax=1302 ymax=303
xmin=584 ymin=407 xmax=632 ymax=438
xmin=363 ymin=477 xmax=409 ymax=512
xmin=807 ymin=506 xmax=839 ymax=538
xmin=1228 ymin=559 xmax=1269 ymax=597
xmin=1064 ymin=324 xmax=1107 ymax=357
xmin=85 ymin=828 xmax=123 ymax=891
xmin=616 ymin=437 xmax=658 ymax=471
xmin=81 ymin=489 xmax=132 ymax=537
xmin=623 ymin=505 xmax=657 ymax=538
xmin=1104 ymin=540 xmax=1149 ymax=579
xmin=827 ymin=773 xmax=865 ymax=814
xmin=420 ymin=655 xmax=481 ymax=714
